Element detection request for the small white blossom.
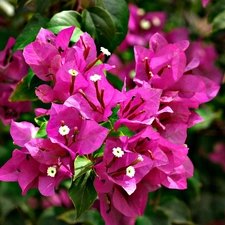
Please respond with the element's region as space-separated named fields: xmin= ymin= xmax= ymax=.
xmin=152 ymin=17 xmax=161 ymax=27
xmin=90 ymin=74 xmax=102 ymax=82
xmin=129 ymin=70 xmax=136 ymax=78
xmin=126 ymin=166 xmax=135 ymax=178
xmin=47 ymin=166 xmax=57 ymax=177
xmin=140 ymin=19 xmax=151 ymax=30
xmin=112 ymin=147 xmax=125 ymax=158
xmin=100 ymin=47 xmax=111 ymax=56
xmin=59 ymin=125 xmax=70 ymax=136
xmin=137 ymin=155 xmax=144 ymax=162
xmin=68 ymin=69 xmax=78 ymax=76
xmin=137 ymin=8 xmax=145 ymax=16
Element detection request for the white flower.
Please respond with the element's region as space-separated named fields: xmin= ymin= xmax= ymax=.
xmin=47 ymin=166 xmax=57 ymax=177
xmin=140 ymin=19 xmax=151 ymax=30
xmin=129 ymin=70 xmax=136 ymax=78
xmin=90 ymin=74 xmax=102 ymax=82
xmin=137 ymin=8 xmax=145 ymax=16
xmin=126 ymin=166 xmax=135 ymax=178
xmin=152 ymin=17 xmax=161 ymax=27
xmin=100 ymin=47 xmax=111 ymax=56
xmin=68 ymin=69 xmax=78 ymax=76
xmin=58 ymin=125 xmax=70 ymax=136
xmin=112 ymin=147 xmax=125 ymax=158
xmin=137 ymin=155 xmax=144 ymax=162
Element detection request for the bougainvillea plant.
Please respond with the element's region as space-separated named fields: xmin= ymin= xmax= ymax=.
xmin=0 ymin=0 xmax=223 ymax=224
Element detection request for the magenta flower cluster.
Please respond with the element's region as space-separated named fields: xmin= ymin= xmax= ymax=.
xmin=0 ymin=25 xmax=220 ymax=225
xmin=0 ymin=37 xmax=31 ymax=124
xmin=109 ymin=4 xmax=223 ymax=90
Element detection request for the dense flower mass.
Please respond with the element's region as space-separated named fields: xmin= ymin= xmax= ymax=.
xmin=0 ymin=23 xmax=221 ymax=225
xmin=0 ymin=37 xmax=31 ymax=124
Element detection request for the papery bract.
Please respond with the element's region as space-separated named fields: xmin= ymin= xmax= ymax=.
xmin=115 ymin=83 xmax=162 ymax=131
xmin=65 ymin=64 xmax=124 ymax=122
xmin=46 ymin=103 xmax=108 ymax=158
xmin=0 ymin=84 xmax=31 ymax=125
xmin=23 ymin=41 xmax=60 ymax=81
xmin=10 ymin=120 xmax=39 ymax=147
xmin=95 ymin=137 xmax=153 ymax=195
xmin=0 ymin=142 xmax=72 ymax=196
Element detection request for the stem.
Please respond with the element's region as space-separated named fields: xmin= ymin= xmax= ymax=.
xmin=127 ymin=109 xmax=146 ymax=120
xmin=142 ymin=57 xmax=153 ymax=79
xmin=69 ymin=75 xmax=76 ymax=95
xmin=122 ymin=96 xmax=135 ymax=115
xmin=79 ymin=89 xmax=102 ymax=113
xmin=94 ymin=81 xmax=105 ymax=109
xmin=126 ymin=97 xmax=145 ymax=116
xmin=80 ymin=36 xmax=90 ymax=60
xmin=74 ymin=0 xmax=82 ymax=12
xmin=84 ymin=52 xmax=104 ymax=72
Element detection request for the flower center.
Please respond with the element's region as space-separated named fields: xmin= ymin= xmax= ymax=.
xmin=126 ymin=166 xmax=135 ymax=178
xmin=100 ymin=47 xmax=111 ymax=56
xmin=152 ymin=17 xmax=161 ymax=27
xmin=47 ymin=166 xmax=57 ymax=177
xmin=59 ymin=125 xmax=70 ymax=136
xmin=112 ymin=147 xmax=125 ymax=158
xmin=137 ymin=8 xmax=145 ymax=16
xmin=68 ymin=69 xmax=78 ymax=76
xmin=90 ymin=74 xmax=102 ymax=82
xmin=129 ymin=70 xmax=136 ymax=79
xmin=140 ymin=19 xmax=151 ymax=30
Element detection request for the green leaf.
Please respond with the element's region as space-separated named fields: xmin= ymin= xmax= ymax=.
xmin=0 ymin=29 xmax=15 ymax=50
xmin=186 ymin=172 xmax=202 ymax=200
xmin=81 ymin=6 xmax=116 ymax=53
xmin=158 ymin=197 xmax=193 ymax=224
xmin=38 ymin=207 xmax=68 ymax=225
xmin=96 ymin=0 xmax=129 ymax=51
xmin=34 ymin=114 xmax=49 ymax=126
xmin=111 ymin=104 xmax=120 ymax=116
xmin=58 ymin=209 xmax=105 ymax=225
xmin=150 ymin=209 xmax=170 ymax=225
xmin=73 ymin=155 xmax=94 ymax=180
xmin=208 ymin=0 xmax=225 ymax=23
xmin=46 ymin=10 xmax=82 ymax=34
xmin=35 ymin=122 xmax=47 ymax=138
xmin=118 ymin=125 xmax=135 ymax=137
xmin=34 ymin=0 xmax=57 ymax=14
xmin=57 ymin=210 xmax=76 ymax=224
xmin=0 ymin=182 xmax=26 ymax=218
xmin=136 ymin=215 xmax=153 ymax=225
xmin=108 ymin=129 xmax=124 ymax=138
xmin=105 ymin=104 xmax=119 ymax=128
xmin=77 ymin=209 xmax=105 ymax=225
xmin=107 ymin=72 xmax=124 ymax=91
xmin=9 ymin=69 xmax=41 ymax=101
xmin=13 ymin=13 xmax=48 ymax=51
xmin=190 ymin=108 xmax=222 ymax=131
xmin=34 ymin=114 xmax=49 ymax=139
xmin=92 ymin=143 xmax=105 ymax=158
xmin=212 ymin=10 xmax=225 ymax=32
xmin=69 ymin=171 xmax=97 ymax=220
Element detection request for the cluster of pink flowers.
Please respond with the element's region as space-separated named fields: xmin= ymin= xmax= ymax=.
xmin=109 ymin=4 xmax=223 ymax=90
xmin=0 ymin=22 xmax=221 ymax=224
xmin=0 ymin=37 xmax=31 ymax=124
